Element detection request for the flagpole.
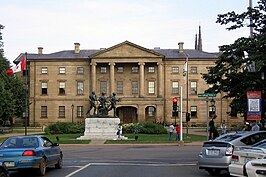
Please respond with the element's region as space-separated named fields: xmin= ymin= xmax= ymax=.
xmin=186 ymin=55 xmax=189 ymax=136
xmin=25 ymin=52 xmax=28 ymax=136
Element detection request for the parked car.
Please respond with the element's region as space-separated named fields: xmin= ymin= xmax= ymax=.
xmin=0 ymin=162 xmax=9 ymax=177
xmin=0 ymin=136 xmax=63 ymax=176
xmin=246 ymin=158 xmax=266 ymax=177
xmin=229 ymin=139 xmax=266 ymax=176
xmin=198 ymin=131 xmax=266 ymax=175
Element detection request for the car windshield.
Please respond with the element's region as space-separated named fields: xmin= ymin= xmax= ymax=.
xmin=214 ymin=134 xmax=243 ymax=142
xmin=1 ymin=137 xmax=39 ymax=148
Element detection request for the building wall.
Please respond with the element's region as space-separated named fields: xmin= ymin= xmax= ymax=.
xmin=26 ymin=42 xmax=242 ymax=127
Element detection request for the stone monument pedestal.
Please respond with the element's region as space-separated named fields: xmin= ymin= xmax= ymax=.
xmin=77 ymin=117 xmax=125 ymax=140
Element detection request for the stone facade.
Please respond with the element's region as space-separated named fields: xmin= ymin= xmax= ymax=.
xmin=16 ymin=41 xmax=242 ymax=127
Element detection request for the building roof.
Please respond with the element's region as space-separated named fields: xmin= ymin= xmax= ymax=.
xmin=15 ymin=41 xmax=220 ymax=62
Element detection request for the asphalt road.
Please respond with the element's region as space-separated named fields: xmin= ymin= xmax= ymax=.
xmin=8 ymin=144 xmax=230 ymax=177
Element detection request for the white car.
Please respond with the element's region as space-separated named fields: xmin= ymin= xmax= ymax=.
xmin=245 ymin=159 xmax=266 ymax=177
xmin=229 ymin=139 xmax=266 ymax=177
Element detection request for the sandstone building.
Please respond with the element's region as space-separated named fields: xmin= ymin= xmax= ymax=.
xmin=15 ymin=39 xmax=241 ymax=127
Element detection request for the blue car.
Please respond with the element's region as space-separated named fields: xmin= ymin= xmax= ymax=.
xmin=0 ymin=136 xmax=63 ymax=176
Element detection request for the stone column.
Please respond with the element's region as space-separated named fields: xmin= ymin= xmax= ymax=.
xmin=157 ymin=62 xmax=163 ymax=97
xmin=90 ymin=62 xmax=97 ymax=92
xmin=109 ymin=62 xmax=115 ymax=95
xmin=138 ymin=62 xmax=145 ymax=97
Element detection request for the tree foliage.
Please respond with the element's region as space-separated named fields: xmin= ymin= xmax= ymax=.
xmin=202 ymin=0 xmax=266 ymax=117
xmin=0 ymin=24 xmax=26 ymax=125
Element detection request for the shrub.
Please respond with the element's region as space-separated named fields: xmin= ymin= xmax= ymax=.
xmin=45 ymin=122 xmax=85 ymax=134
xmin=123 ymin=122 xmax=167 ymax=134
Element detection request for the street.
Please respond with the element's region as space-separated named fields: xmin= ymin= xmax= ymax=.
xmin=9 ymin=144 xmax=230 ymax=177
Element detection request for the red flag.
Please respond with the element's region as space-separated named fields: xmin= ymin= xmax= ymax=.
xmin=6 ymin=58 xmax=26 ymax=75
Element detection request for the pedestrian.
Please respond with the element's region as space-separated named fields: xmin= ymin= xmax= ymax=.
xmin=117 ymin=123 xmax=122 ymax=139
xmin=251 ymin=120 xmax=260 ymax=131
xmin=175 ymin=124 xmax=180 ymax=141
xmin=243 ymin=122 xmax=251 ymax=131
xmin=169 ymin=123 xmax=175 ymax=140
xmin=220 ymin=120 xmax=227 ymax=135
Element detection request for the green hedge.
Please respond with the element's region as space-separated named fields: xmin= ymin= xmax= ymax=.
xmin=45 ymin=122 xmax=85 ymax=134
xmin=123 ymin=122 xmax=167 ymax=134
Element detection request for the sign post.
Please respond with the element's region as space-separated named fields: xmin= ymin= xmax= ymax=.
xmin=198 ymin=93 xmax=216 ymax=140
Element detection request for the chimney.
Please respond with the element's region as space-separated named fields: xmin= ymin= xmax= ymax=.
xmin=38 ymin=47 xmax=43 ymax=55
xmin=74 ymin=43 xmax=80 ymax=54
xmin=178 ymin=42 xmax=184 ymax=53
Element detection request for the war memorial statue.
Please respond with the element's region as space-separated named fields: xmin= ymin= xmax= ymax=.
xmin=78 ymin=92 xmax=123 ymax=140
xmin=86 ymin=92 xmax=121 ymax=117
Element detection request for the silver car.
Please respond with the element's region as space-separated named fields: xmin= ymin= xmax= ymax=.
xmin=198 ymin=131 xmax=266 ymax=175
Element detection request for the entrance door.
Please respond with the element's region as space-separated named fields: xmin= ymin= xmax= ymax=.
xmin=117 ymin=106 xmax=137 ymax=123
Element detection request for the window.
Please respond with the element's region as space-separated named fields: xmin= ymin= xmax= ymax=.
xmin=100 ymin=67 xmax=107 ymax=73
xmin=41 ymin=106 xmax=47 ymax=118
xmin=117 ymin=67 xmax=123 ymax=73
xmin=77 ymin=67 xmax=84 ymax=74
xmin=77 ymin=81 xmax=84 ymax=95
xmin=59 ymin=106 xmax=65 ymax=118
xmin=191 ymin=66 xmax=197 ymax=74
xmin=190 ymin=81 xmax=197 ymax=94
xmin=117 ymin=81 xmax=123 ymax=94
xmin=132 ymin=66 xmax=138 ymax=73
xmin=59 ymin=67 xmax=66 ymax=74
xmin=77 ymin=106 xmax=83 ymax=118
xmin=209 ymin=106 xmax=216 ymax=117
xmin=147 ymin=107 xmax=155 ymax=117
xmin=148 ymin=81 xmax=155 ymax=94
xmin=191 ymin=106 xmax=197 ymax=118
xmin=172 ymin=81 xmax=179 ymax=94
xmin=59 ymin=81 xmax=66 ymax=95
xmin=41 ymin=67 xmax=48 ymax=74
xmin=100 ymin=81 xmax=107 ymax=94
xmin=132 ymin=81 xmax=138 ymax=94
xmin=41 ymin=81 xmax=47 ymax=95
xmin=172 ymin=67 xmax=179 ymax=73
xmin=148 ymin=66 xmax=155 ymax=73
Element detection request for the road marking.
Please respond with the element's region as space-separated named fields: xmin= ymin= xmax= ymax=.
xmin=65 ymin=163 xmax=91 ymax=177
xmin=90 ymin=162 xmax=197 ymax=167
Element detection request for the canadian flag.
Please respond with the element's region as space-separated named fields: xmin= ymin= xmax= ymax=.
xmin=6 ymin=58 xmax=26 ymax=75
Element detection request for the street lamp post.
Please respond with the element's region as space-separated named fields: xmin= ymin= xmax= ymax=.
xmin=71 ymin=104 xmax=74 ymax=123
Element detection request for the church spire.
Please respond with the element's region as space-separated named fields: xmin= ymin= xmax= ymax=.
xmin=197 ymin=25 xmax=202 ymax=51
xmin=195 ymin=34 xmax=198 ymax=50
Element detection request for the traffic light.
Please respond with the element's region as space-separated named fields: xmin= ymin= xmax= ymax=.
xmin=186 ymin=112 xmax=191 ymax=122
xmin=172 ymin=97 xmax=178 ymax=111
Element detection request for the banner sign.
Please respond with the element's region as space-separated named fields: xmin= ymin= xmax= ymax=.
xmin=247 ymin=91 xmax=262 ymax=120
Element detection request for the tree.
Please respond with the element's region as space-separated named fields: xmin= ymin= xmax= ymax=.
xmin=0 ymin=24 xmax=26 ymax=125
xmin=202 ymin=0 xmax=266 ymax=118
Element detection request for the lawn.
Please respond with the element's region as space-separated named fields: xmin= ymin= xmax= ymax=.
xmin=0 ymin=133 xmax=206 ymax=144
xmin=106 ymin=133 xmax=206 ymax=144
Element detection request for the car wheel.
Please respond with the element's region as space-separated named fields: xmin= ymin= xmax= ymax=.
xmin=206 ymin=168 xmax=221 ymax=175
xmin=0 ymin=170 xmax=7 ymax=177
xmin=55 ymin=154 xmax=63 ymax=169
xmin=37 ymin=158 xmax=46 ymax=176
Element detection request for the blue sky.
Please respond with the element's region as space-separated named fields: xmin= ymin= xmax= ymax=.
xmin=1 ymin=0 xmax=256 ymax=62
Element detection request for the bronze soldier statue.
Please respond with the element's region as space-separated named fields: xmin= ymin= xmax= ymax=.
xmin=108 ymin=92 xmax=121 ymax=117
xmin=86 ymin=91 xmax=97 ymax=116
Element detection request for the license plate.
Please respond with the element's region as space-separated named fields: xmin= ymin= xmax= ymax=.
xmin=4 ymin=161 xmax=15 ymax=167
xmin=207 ymin=149 xmax=220 ymax=156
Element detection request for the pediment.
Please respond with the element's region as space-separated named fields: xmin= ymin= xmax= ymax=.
xmin=90 ymin=41 xmax=164 ymax=59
